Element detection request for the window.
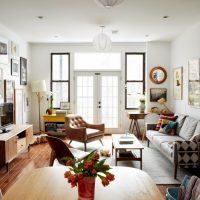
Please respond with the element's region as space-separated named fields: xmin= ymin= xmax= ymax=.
xmin=125 ymin=53 xmax=145 ymax=109
xmin=74 ymin=53 xmax=121 ymax=70
xmin=51 ymin=53 xmax=70 ymax=108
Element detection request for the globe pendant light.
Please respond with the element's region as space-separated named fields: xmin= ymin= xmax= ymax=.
xmin=94 ymin=0 xmax=125 ymax=8
xmin=93 ymin=26 xmax=112 ymax=52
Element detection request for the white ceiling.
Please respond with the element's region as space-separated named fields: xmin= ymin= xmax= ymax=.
xmin=0 ymin=0 xmax=200 ymax=43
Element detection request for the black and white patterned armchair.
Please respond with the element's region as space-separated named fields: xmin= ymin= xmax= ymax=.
xmin=173 ymin=141 xmax=200 ymax=178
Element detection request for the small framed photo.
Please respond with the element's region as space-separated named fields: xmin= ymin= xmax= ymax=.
xmin=150 ymin=88 xmax=167 ymax=102
xmin=20 ymin=57 xmax=27 ymax=85
xmin=11 ymin=59 xmax=19 ymax=76
xmin=60 ymin=101 xmax=70 ymax=110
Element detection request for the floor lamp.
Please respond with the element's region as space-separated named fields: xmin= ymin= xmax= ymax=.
xmin=31 ymin=80 xmax=47 ymax=134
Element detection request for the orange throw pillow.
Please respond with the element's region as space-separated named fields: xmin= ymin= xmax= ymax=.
xmin=155 ymin=115 xmax=177 ymax=131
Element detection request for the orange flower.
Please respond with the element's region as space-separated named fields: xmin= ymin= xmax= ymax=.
xmin=93 ymin=153 xmax=100 ymax=160
xmin=66 ymin=159 xmax=73 ymax=166
xmin=102 ymin=178 xmax=110 ymax=187
xmin=83 ymin=161 xmax=94 ymax=170
xmin=64 ymin=171 xmax=71 ymax=178
xmin=76 ymin=172 xmax=83 ymax=180
xmin=91 ymin=169 xmax=97 ymax=175
xmin=106 ymin=173 xmax=115 ymax=181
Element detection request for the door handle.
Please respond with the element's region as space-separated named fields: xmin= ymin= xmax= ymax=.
xmin=98 ymin=106 xmax=101 ymax=108
xmin=98 ymin=101 xmax=101 ymax=104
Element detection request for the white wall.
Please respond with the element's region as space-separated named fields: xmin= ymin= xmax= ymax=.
xmin=171 ymin=23 xmax=200 ymax=119
xmin=146 ymin=42 xmax=171 ymax=112
xmin=0 ymin=23 xmax=31 ymax=125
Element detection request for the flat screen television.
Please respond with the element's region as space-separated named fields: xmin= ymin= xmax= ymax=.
xmin=0 ymin=103 xmax=14 ymax=133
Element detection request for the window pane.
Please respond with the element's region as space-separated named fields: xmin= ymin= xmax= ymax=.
xmin=52 ymin=82 xmax=69 ymax=108
xmin=126 ymin=82 xmax=143 ymax=109
xmin=127 ymin=54 xmax=143 ymax=81
xmin=74 ymin=53 xmax=121 ymax=70
xmin=52 ymin=54 xmax=69 ymax=80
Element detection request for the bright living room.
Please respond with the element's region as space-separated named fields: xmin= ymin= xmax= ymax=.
xmin=0 ymin=0 xmax=200 ymax=199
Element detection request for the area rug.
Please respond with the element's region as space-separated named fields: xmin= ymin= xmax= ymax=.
xmin=69 ymin=138 xmax=191 ymax=184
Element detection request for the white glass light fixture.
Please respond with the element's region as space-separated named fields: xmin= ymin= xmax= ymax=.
xmin=93 ymin=26 xmax=112 ymax=52
xmin=94 ymin=0 xmax=125 ymax=8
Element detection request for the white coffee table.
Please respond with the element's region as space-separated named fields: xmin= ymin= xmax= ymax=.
xmin=112 ymin=134 xmax=144 ymax=169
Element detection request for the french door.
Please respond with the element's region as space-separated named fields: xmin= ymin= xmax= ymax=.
xmin=75 ymin=71 xmax=121 ymax=133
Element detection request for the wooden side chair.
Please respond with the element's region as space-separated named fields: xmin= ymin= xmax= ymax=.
xmin=46 ymin=136 xmax=89 ymax=166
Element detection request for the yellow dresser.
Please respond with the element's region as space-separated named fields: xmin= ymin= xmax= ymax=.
xmin=43 ymin=114 xmax=66 ymax=132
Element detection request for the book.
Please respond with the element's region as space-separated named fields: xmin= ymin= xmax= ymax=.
xmin=119 ymin=138 xmax=134 ymax=144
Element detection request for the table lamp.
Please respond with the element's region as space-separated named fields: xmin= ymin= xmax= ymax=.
xmin=31 ymin=80 xmax=46 ymax=134
xmin=157 ymin=98 xmax=172 ymax=114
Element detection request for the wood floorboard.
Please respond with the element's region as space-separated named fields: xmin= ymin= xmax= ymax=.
xmin=0 ymin=141 xmax=178 ymax=198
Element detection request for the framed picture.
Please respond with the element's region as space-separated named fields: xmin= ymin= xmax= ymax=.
xmin=11 ymin=59 xmax=19 ymax=76
xmin=60 ymin=101 xmax=70 ymax=110
xmin=20 ymin=57 xmax=27 ymax=85
xmin=150 ymin=88 xmax=167 ymax=102
xmin=4 ymin=80 xmax=15 ymax=103
xmin=188 ymin=59 xmax=200 ymax=107
xmin=0 ymin=35 xmax=8 ymax=65
xmin=0 ymin=68 xmax=3 ymax=99
xmin=173 ymin=67 xmax=183 ymax=100
xmin=11 ymin=41 xmax=19 ymax=57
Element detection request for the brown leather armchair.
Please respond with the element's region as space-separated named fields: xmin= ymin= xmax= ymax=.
xmin=65 ymin=115 xmax=104 ymax=151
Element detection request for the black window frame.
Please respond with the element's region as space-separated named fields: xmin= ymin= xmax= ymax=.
xmin=50 ymin=52 xmax=70 ymax=109
xmin=125 ymin=52 xmax=145 ymax=109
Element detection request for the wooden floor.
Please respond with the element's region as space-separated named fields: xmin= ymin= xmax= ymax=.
xmin=0 ymin=142 xmax=178 ymax=198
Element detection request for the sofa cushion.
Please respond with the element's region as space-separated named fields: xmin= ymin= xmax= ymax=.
xmin=155 ymin=115 xmax=177 ymax=131
xmin=179 ymin=117 xmax=199 ymax=140
xmin=153 ymin=135 xmax=184 ymax=147
xmin=160 ymin=142 xmax=173 ymax=158
xmin=86 ymin=128 xmax=103 ymax=138
xmin=174 ymin=113 xmax=187 ymax=135
xmin=146 ymin=130 xmax=166 ymax=140
xmin=158 ymin=120 xmax=178 ymax=135
xmin=194 ymin=121 xmax=200 ymax=135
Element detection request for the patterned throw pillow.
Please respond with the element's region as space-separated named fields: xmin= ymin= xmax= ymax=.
xmin=158 ymin=120 xmax=178 ymax=135
xmin=155 ymin=115 xmax=177 ymax=131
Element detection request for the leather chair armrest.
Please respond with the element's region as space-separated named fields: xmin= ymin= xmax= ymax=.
xmin=87 ymin=123 xmax=105 ymax=131
xmin=65 ymin=126 xmax=87 ymax=141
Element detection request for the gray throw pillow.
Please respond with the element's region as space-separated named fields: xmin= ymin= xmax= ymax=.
xmin=174 ymin=113 xmax=187 ymax=135
xmin=179 ymin=117 xmax=198 ymax=140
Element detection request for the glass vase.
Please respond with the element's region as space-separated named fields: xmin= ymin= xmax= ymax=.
xmin=139 ymin=102 xmax=145 ymax=113
xmin=78 ymin=177 xmax=95 ymax=200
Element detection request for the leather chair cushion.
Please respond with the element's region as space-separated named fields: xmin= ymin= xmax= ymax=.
xmin=86 ymin=128 xmax=103 ymax=138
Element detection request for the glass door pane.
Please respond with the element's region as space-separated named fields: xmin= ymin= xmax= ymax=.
xmin=100 ymin=75 xmax=119 ymax=129
xmin=76 ymin=75 xmax=94 ymax=123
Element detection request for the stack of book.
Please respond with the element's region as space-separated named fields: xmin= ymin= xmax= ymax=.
xmin=118 ymin=135 xmax=134 ymax=144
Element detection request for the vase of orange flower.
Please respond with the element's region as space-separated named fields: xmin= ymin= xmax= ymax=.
xmin=63 ymin=150 xmax=115 ymax=200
